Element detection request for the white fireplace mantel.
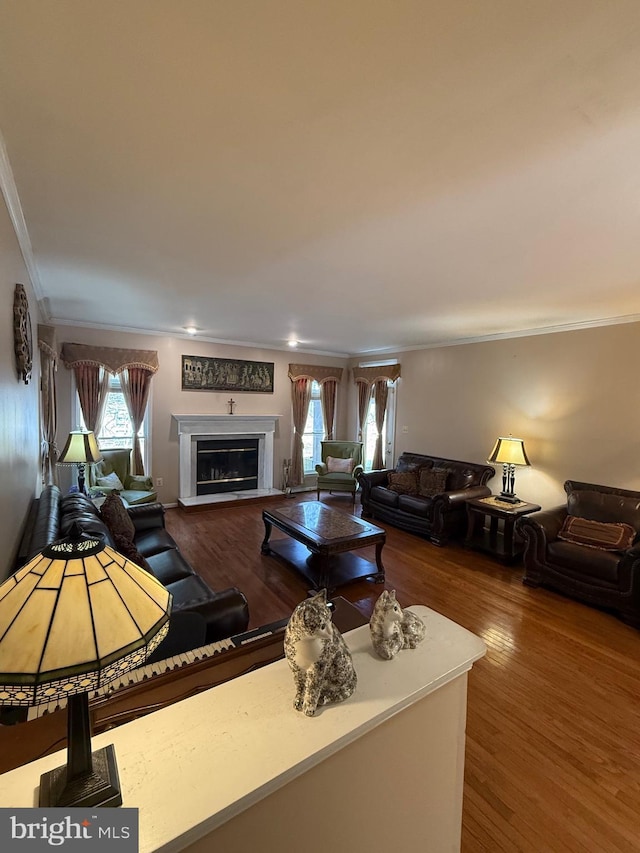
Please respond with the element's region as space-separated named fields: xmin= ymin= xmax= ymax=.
xmin=172 ymin=414 xmax=282 ymax=500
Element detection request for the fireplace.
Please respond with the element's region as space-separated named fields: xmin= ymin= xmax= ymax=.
xmin=172 ymin=414 xmax=281 ymax=505
xmin=196 ymin=438 xmax=259 ymax=495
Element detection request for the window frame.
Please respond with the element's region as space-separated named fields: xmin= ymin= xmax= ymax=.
xmin=72 ymin=372 xmax=152 ymax=474
xmin=358 ymin=361 xmax=398 ymax=472
xmin=302 ymin=380 xmax=324 ymax=476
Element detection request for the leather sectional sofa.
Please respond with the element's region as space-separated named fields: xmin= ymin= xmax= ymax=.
xmin=17 ymin=485 xmax=250 ymax=658
xmin=358 ymin=452 xmax=494 ymax=545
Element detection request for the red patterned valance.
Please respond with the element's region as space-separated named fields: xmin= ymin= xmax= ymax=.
xmin=288 ymin=364 xmax=344 ymax=384
xmin=352 ymin=364 xmax=401 ymax=384
xmin=61 ymin=343 xmax=159 ymax=374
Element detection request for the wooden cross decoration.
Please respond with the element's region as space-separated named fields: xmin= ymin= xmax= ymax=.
xmin=228 ymin=398 xmax=236 ymax=415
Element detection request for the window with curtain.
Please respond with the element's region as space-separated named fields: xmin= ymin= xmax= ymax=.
xmin=288 ymin=364 xmax=344 ymax=482
xmin=362 ymin=381 xmax=397 ymax=471
xmin=354 ymin=360 xmax=400 ymax=471
xmin=74 ymin=375 xmax=150 ymax=471
xmin=62 ymin=343 xmax=158 ymax=476
xmin=302 ymin=381 xmax=323 ymax=474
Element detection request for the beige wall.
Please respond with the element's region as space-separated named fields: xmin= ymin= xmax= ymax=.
xmin=56 ymin=321 xmax=640 ymax=512
xmin=0 ymin=199 xmax=41 ymax=581
xmin=354 ymin=323 xmax=640 ymax=510
xmin=55 ymin=326 xmax=350 ymax=502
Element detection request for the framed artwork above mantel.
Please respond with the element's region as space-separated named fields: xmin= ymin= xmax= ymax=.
xmin=182 ymin=355 xmax=274 ymax=393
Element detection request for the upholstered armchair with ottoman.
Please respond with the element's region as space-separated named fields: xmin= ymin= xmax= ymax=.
xmin=358 ymin=452 xmax=494 ymax=545
xmin=519 ymin=480 xmax=640 ymax=627
xmin=89 ymin=447 xmax=157 ymax=506
xmin=315 ymin=440 xmax=364 ymax=505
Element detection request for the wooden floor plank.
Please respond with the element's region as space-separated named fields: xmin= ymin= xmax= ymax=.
xmin=165 ymin=493 xmax=640 ymax=852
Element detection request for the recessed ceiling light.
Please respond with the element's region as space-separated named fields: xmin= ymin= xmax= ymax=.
xmin=184 ymin=326 xmax=198 ymax=336
xmin=287 ymin=339 xmax=298 ymax=348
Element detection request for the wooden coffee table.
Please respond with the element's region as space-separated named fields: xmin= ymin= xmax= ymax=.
xmin=261 ymin=501 xmax=386 ymax=592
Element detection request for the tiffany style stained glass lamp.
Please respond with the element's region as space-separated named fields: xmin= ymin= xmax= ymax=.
xmin=0 ymin=526 xmax=171 ymax=807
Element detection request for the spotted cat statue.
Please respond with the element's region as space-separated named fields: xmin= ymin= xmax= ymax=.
xmin=284 ymin=589 xmax=357 ymax=716
xmin=369 ymin=589 xmax=426 ymax=660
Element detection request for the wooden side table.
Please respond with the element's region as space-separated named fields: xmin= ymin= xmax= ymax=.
xmin=464 ymin=496 xmax=541 ymax=563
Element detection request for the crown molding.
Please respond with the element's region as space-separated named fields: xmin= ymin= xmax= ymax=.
xmin=50 ymin=312 xmax=640 ymax=359
xmin=51 ymin=318 xmax=351 ymax=359
xmin=355 ymin=313 xmax=640 ymax=356
xmin=0 ymin=130 xmax=47 ymax=315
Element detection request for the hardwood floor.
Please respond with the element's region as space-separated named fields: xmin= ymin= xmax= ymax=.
xmin=165 ymin=493 xmax=640 ymax=853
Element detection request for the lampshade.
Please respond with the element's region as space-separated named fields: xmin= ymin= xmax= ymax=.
xmin=488 ymin=436 xmax=530 ymax=467
xmin=0 ymin=530 xmax=170 ymax=706
xmin=0 ymin=527 xmax=171 ymax=807
xmin=57 ymin=430 xmax=103 ymax=465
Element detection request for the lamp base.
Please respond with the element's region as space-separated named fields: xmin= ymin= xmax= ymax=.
xmin=495 ymin=493 xmax=521 ymax=504
xmin=39 ymin=744 xmax=122 ymax=808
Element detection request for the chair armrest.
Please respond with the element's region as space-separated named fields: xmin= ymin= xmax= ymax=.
xmin=125 ymin=474 xmax=154 ymax=491
xmin=625 ymin=543 xmax=640 ymax=559
xmin=519 ymin=506 xmax=567 ymax=545
xmin=357 ymin=469 xmax=390 ymax=500
xmin=435 ymin=485 xmax=491 ymax=508
xmin=357 ymin=469 xmax=390 ymax=488
xmin=352 ymin=464 xmax=364 ymax=479
xmin=519 ymin=507 xmax=568 ymax=571
xmin=315 ymin=463 xmax=328 ymax=475
xmin=128 ymin=501 xmax=166 ymax=532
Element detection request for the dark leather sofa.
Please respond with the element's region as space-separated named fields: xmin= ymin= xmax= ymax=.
xmin=519 ymin=480 xmax=640 ymax=627
xmin=18 ymin=485 xmax=250 ymax=657
xmin=358 ymin=452 xmax=494 ymax=545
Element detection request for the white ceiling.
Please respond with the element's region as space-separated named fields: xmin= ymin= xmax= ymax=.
xmin=2 ymin=1 xmax=640 ymax=357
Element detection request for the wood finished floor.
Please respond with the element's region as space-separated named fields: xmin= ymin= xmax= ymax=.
xmin=165 ymin=493 xmax=640 ymax=853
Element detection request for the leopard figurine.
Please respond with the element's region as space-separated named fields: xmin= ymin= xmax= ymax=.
xmin=369 ymin=589 xmax=426 ymax=660
xmin=284 ymin=589 xmax=357 ymax=716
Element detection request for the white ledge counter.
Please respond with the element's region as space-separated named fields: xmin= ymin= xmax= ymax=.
xmin=0 ymin=606 xmax=486 ymax=853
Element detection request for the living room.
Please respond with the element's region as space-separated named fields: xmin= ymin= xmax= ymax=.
xmin=2 ymin=4 xmax=640 ymax=851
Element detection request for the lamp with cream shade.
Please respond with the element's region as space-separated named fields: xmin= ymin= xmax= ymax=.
xmin=487 ymin=435 xmax=530 ymax=504
xmin=57 ymin=429 xmax=103 ymax=494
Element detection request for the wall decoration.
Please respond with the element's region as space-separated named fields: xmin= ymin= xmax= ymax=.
xmin=182 ymin=355 xmax=274 ymax=393
xmin=13 ymin=283 xmax=32 ymax=384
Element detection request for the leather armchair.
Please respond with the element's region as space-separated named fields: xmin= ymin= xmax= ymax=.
xmin=519 ymin=480 xmax=640 ymax=627
xmin=315 ymin=440 xmax=364 ymax=506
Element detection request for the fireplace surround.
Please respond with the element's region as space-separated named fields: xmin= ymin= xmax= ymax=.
xmin=172 ymin=414 xmax=281 ymax=506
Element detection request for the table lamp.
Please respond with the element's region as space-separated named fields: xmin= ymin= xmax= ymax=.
xmin=0 ymin=525 xmax=172 ymax=807
xmin=487 ymin=435 xmax=530 ymax=504
xmin=57 ymin=430 xmax=103 ymax=494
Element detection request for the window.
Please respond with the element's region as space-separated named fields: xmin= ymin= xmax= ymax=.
xmin=302 ymin=381 xmax=323 ymax=474
xmin=74 ymin=374 xmax=151 ymax=471
xmin=359 ymin=362 xmax=398 ymax=471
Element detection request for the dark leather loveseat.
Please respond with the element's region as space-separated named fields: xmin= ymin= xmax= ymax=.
xmin=17 ymin=485 xmax=250 ymax=657
xmin=358 ymin=452 xmax=494 ymax=545
xmin=519 ymin=480 xmax=640 ymax=627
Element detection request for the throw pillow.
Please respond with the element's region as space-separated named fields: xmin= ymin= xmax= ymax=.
xmin=100 ymin=493 xmax=136 ymax=542
xmin=326 ymin=456 xmax=354 ymax=474
xmin=418 ymin=468 xmax=449 ymax=497
xmin=112 ymin=532 xmax=154 ymax=574
xmin=558 ymin=516 xmax=636 ymax=551
xmin=387 ymin=471 xmax=419 ymax=495
xmin=97 ymin=471 xmax=125 ymax=491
